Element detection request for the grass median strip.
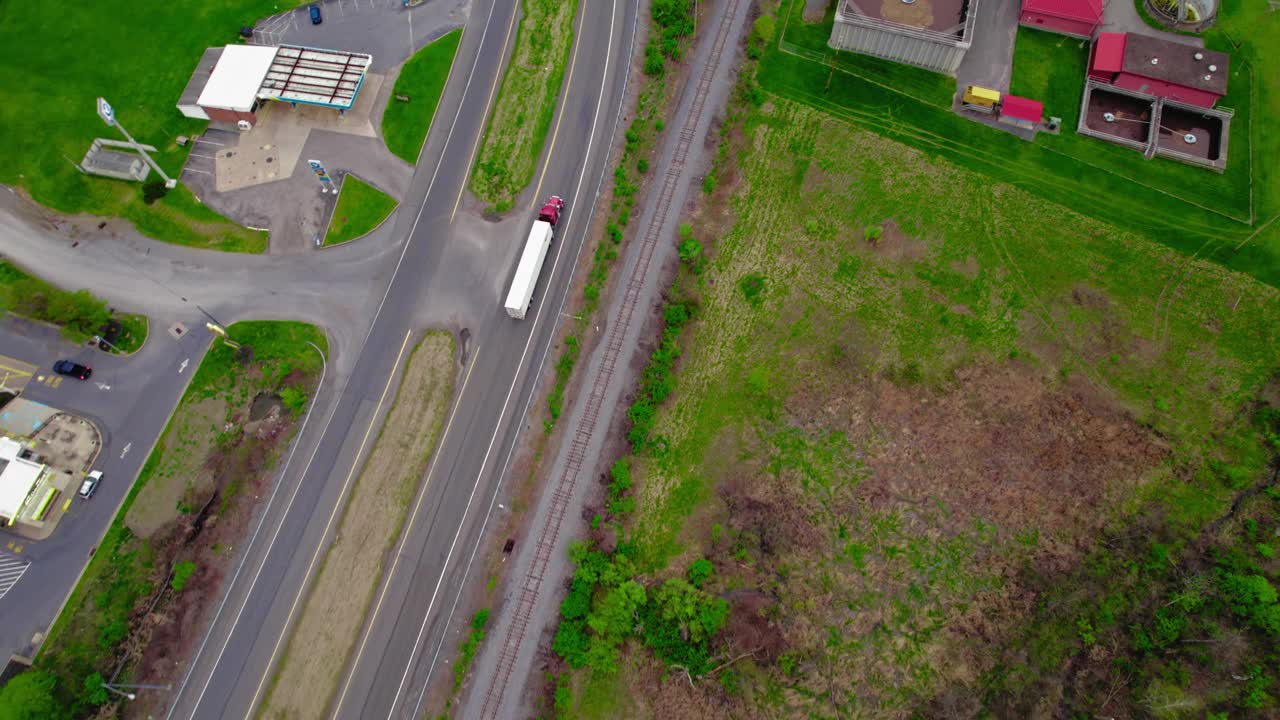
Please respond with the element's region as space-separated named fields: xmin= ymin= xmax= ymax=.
xmin=325 ymin=175 xmax=399 ymax=246
xmin=259 ymin=331 xmax=456 ymax=719
xmin=470 ymin=0 xmax=580 ymax=213
xmin=382 ymin=29 xmax=463 ymax=164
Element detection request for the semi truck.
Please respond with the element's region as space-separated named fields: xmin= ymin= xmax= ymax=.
xmin=504 ymin=195 xmax=565 ymax=319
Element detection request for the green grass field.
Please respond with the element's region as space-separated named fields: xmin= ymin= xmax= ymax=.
xmin=470 ymin=0 xmax=580 ymax=213
xmin=325 ymin=175 xmax=398 ymax=246
xmin=382 ymin=29 xmax=463 ymax=164
xmin=769 ymin=0 xmax=1280 ymax=287
xmin=0 ymin=1 xmax=294 ymax=252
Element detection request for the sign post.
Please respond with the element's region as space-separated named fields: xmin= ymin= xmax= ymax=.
xmin=308 ymin=159 xmax=334 ymax=193
xmin=97 ymin=97 xmax=177 ymax=189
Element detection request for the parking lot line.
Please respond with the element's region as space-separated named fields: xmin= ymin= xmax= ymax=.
xmin=0 ymin=551 xmax=32 ymax=601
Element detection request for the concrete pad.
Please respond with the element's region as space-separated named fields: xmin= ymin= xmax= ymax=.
xmin=215 ymin=142 xmax=284 ymax=192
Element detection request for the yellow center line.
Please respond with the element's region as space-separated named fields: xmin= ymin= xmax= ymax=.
xmin=330 ymin=343 xmax=481 ymax=718
xmin=245 ymin=330 xmax=414 ymax=718
xmin=0 ymin=358 xmax=36 ymax=375
xmin=530 ymin=2 xmax=584 ymax=206
xmin=451 ymin=1 xmax=521 ymax=223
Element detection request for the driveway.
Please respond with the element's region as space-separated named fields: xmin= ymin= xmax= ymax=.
xmin=955 ymin=0 xmax=1021 ymax=92
xmin=0 ymin=316 xmax=214 ymax=660
xmin=1100 ymin=0 xmax=1203 ymax=46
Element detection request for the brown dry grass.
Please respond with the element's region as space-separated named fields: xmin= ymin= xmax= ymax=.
xmin=125 ymin=396 xmax=225 ymax=538
xmin=259 ymin=332 xmax=456 ymax=719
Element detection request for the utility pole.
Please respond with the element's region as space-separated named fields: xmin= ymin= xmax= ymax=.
xmin=97 ymin=97 xmax=177 ymax=189
xmin=92 ymin=335 xmax=122 ymax=354
xmin=102 ymin=682 xmax=171 ymax=701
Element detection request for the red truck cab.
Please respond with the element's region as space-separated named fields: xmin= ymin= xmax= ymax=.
xmin=537 ymin=195 xmax=565 ymax=226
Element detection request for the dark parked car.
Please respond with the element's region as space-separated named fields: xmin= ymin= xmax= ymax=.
xmin=309 ymin=4 xmax=322 ymax=24
xmin=53 ymin=360 xmax=92 ymax=380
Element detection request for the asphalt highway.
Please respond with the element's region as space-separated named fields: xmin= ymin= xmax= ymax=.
xmin=158 ymin=0 xmax=639 ymax=718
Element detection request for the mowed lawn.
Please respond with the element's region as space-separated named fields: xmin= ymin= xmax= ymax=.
xmin=770 ymin=0 xmax=1280 ymax=287
xmin=0 ymin=1 xmax=296 ymax=252
xmin=325 ymin=175 xmax=398 ymax=245
xmin=382 ymin=29 xmax=463 ymax=164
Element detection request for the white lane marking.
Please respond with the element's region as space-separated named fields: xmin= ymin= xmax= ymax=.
xmin=120 ymin=443 xmax=132 ymax=460
xmin=96 ymin=382 xmax=112 ymax=391
xmin=179 ymin=358 xmax=190 ymax=374
xmin=393 ymin=1 xmax=621 ymax=716
xmin=175 ymin=0 xmax=510 ymax=713
xmin=0 ymin=552 xmax=31 ymax=601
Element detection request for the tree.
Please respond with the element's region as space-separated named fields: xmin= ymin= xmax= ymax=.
xmin=81 ymin=672 xmax=109 ymax=706
xmin=0 ymin=669 xmax=65 ymax=720
xmin=651 ymin=578 xmax=728 ymax=645
xmin=587 ymin=580 xmax=647 ymax=642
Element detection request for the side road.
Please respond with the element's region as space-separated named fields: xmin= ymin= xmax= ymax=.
xmin=457 ymin=0 xmax=756 ymax=716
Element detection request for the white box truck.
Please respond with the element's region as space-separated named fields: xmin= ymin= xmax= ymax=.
xmin=504 ymin=196 xmax=564 ymax=319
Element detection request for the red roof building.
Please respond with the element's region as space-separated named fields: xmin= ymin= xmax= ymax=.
xmin=1088 ymin=32 xmax=1228 ymax=108
xmin=1001 ymin=96 xmax=1045 ymax=123
xmin=998 ymin=95 xmax=1045 ymax=130
xmin=1019 ymin=0 xmax=1103 ymax=38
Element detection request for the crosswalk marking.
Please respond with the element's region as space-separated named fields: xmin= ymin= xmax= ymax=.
xmin=0 ymin=551 xmax=31 ymax=601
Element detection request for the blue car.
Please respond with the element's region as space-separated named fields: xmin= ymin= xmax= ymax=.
xmin=309 ymin=4 xmax=322 ymax=24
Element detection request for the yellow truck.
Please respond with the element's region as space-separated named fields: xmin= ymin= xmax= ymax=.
xmin=962 ymin=85 xmax=1001 ymax=113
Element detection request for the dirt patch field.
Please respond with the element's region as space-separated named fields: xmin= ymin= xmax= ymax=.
xmin=259 ymin=331 xmax=456 ymax=719
xmin=558 ymin=81 xmax=1280 ymax=717
xmin=125 ymin=396 xmax=224 ymax=538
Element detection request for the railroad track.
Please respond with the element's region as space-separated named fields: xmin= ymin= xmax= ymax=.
xmin=476 ymin=1 xmax=743 ymax=716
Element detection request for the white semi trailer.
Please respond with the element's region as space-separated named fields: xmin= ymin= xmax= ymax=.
xmin=504 ymin=196 xmax=564 ymax=319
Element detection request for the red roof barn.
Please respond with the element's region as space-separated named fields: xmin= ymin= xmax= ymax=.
xmin=1088 ymin=32 xmax=1228 ymax=108
xmin=1019 ymin=0 xmax=1103 ymax=38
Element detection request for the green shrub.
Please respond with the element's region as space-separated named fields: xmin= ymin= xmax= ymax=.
xmin=171 ymin=560 xmax=196 ymax=593
xmin=279 ymin=387 xmax=307 ymax=417
xmin=688 ymin=558 xmax=713 ymax=588
xmin=1218 ymin=572 xmax=1280 ymax=635
xmin=738 ymin=273 xmax=766 ymax=306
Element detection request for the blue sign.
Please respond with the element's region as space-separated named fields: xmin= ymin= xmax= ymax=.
xmin=307 ymin=159 xmax=332 ymax=185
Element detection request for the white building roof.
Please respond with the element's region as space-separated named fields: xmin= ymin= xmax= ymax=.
xmin=0 ymin=437 xmax=43 ymax=523
xmin=197 ymin=45 xmax=280 ymax=112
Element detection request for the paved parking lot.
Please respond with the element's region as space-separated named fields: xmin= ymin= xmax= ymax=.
xmin=252 ymin=0 xmax=468 ymax=73
xmin=0 ymin=317 xmax=213 ymax=658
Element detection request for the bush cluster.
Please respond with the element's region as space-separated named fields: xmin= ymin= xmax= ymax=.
xmin=626 ymin=298 xmax=696 ymax=450
xmin=553 ymin=544 xmax=725 ymax=676
xmin=0 ymin=262 xmax=112 ymax=340
xmin=645 ymin=0 xmax=695 ymax=76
